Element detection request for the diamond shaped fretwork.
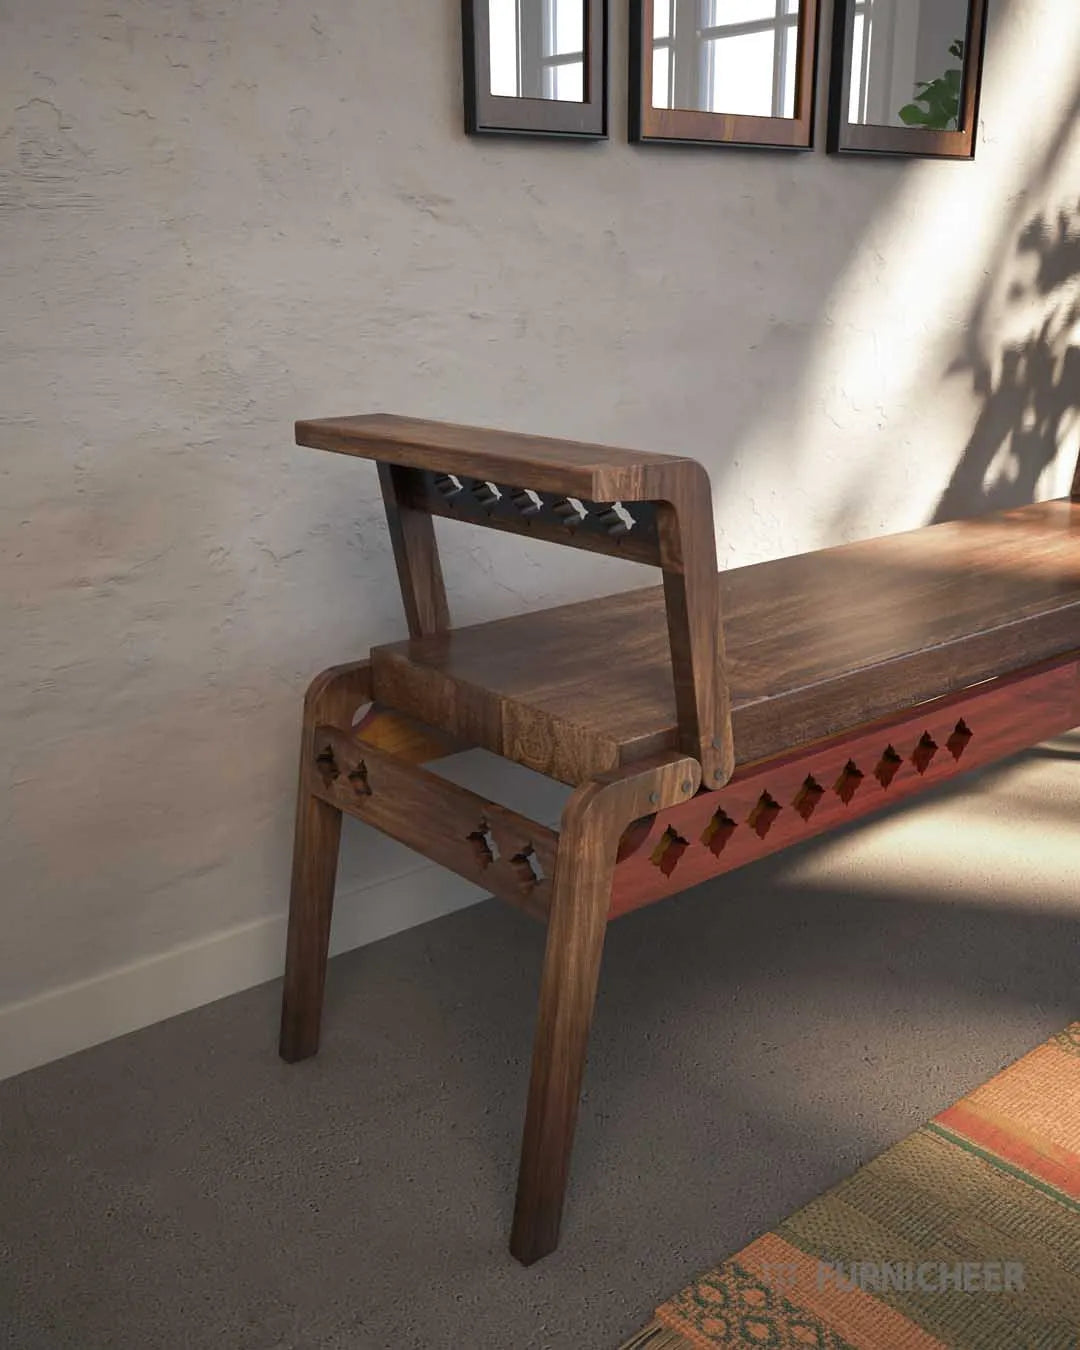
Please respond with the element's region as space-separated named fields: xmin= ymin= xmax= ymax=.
xmin=947 ymin=719 xmax=973 ymax=762
xmin=834 ymin=761 xmax=864 ymax=806
xmin=433 ymin=474 xmax=463 ymax=499
xmin=510 ymin=846 xmax=544 ymax=888
xmin=511 ymin=488 xmax=543 ymax=517
xmin=792 ymin=776 xmax=825 ymax=822
xmin=911 ymin=733 xmax=939 ymax=776
xmin=748 ymin=791 xmax=782 ymax=840
xmin=701 ymin=807 xmax=737 ymax=857
xmin=592 ymin=503 xmax=637 ymax=537
xmin=314 ymin=745 xmax=340 ymax=788
xmin=552 ymin=497 xmax=589 ymax=526
xmin=467 ymin=823 xmax=499 ymax=869
xmin=650 ymin=826 xmax=690 ymax=877
xmin=874 ymin=746 xmax=903 ymax=790
xmin=346 ymin=761 xmax=372 ymax=796
xmin=415 ymin=471 xmax=659 ymax=553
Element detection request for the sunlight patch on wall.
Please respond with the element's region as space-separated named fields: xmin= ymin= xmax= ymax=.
xmin=768 ymin=3 xmax=1080 ymax=548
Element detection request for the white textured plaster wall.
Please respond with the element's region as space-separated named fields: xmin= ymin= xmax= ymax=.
xmin=1 ymin=0 xmax=1078 ymax=1069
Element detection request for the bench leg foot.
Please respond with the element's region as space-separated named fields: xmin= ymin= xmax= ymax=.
xmin=279 ymin=788 xmax=343 ymax=1063
xmin=510 ymin=797 xmax=615 ymax=1265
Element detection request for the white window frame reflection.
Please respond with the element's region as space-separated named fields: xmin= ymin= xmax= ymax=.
xmin=489 ymin=0 xmax=586 ymax=101
xmin=847 ymin=0 xmax=873 ymax=123
xmin=652 ymin=0 xmax=800 ymax=117
xmin=848 ymin=0 xmax=966 ymax=129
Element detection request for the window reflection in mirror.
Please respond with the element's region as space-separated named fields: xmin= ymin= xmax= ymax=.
xmin=489 ymin=0 xmax=587 ymax=102
xmin=847 ymin=0 xmax=970 ymax=130
xmin=651 ymin=0 xmax=802 ymax=119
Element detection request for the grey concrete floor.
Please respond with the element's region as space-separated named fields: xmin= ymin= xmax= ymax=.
xmin=3 ymin=742 xmax=1079 ymax=1350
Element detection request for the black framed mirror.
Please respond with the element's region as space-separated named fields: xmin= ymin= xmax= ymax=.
xmin=828 ymin=0 xmax=988 ymax=158
xmin=462 ymin=0 xmax=607 ymax=138
xmin=629 ymin=0 xmax=821 ymax=150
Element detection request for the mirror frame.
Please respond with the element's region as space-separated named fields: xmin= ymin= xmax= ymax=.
xmin=629 ymin=0 xmax=821 ymax=149
xmin=462 ymin=0 xmax=608 ymax=138
xmin=827 ymin=0 xmax=989 ymax=158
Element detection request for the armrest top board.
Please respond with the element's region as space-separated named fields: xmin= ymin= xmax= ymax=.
xmin=295 ymin=413 xmax=698 ymax=502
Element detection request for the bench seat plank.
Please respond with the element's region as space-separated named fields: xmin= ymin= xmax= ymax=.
xmin=372 ymin=498 xmax=1080 ymax=783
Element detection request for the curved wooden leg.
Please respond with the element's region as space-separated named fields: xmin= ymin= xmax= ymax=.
xmin=510 ymin=798 xmax=614 ymax=1264
xmin=510 ymin=754 xmax=701 ymax=1265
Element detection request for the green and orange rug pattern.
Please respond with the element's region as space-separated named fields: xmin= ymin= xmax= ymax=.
xmin=621 ymin=1024 xmax=1080 ymax=1349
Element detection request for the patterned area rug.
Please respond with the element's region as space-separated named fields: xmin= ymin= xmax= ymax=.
xmin=621 ymin=1024 xmax=1080 ymax=1349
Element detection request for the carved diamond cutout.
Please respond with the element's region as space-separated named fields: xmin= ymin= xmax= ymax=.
xmin=874 ymin=746 xmax=903 ymax=790
xmin=650 ymin=826 xmax=690 ymax=877
xmin=593 ymin=502 xmax=637 ymax=537
xmin=701 ymin=807 xmax=737 ymax=857
xmin=617 ymin=815 xmax=656 ymax=863
xmin=552 ymin=497 xmax=588 ymax=527
xmin=472 ymin=480 xmax=502 ymax=507
xmin=947 ymin=719 xmax=973 ymax=761
xmin=834 ymin=761 xmax=864 ymax=806
xmin=911 ymin=733 xmax=939 ymax=775
xmin=434 ymin=474 xmax=463 ymax=498
xmin=748 ymin=792 xmax=782 ymax=839
xmin=314 ymin=745 xmax=339 ymax=788
xmin=467 ymin=823 xmax=500 ymax=868
xmin=347 ymin=761 xmax=371 ymax=796
xmin=792 ymin=776 xmax=825 ymax=822
xmin=511 ymin=846 xmax=544 ymax=888
xmin=511 ymin=488 xmax=543 ymax=517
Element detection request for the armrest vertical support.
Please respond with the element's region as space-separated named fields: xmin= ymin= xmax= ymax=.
xmin=655 ymin=463 xmax=735 ymax=788
xmin=378 ymin=462 xmax=450 ymax=639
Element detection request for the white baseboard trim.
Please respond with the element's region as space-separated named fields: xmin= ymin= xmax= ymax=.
xmin=0 ymin=865 xmax=485 ymax=1083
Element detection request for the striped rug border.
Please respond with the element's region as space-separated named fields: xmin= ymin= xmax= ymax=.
xmin=618 ymin=1022 xmax=1080 ymax=1350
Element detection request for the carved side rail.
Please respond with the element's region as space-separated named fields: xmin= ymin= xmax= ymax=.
xmin=311 ymin=725 xmax=557 ymax=920
xmin=610 ymin=655 xmax=1080 ymax=917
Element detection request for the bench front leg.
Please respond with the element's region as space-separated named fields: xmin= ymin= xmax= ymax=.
xmin=510 ymin=753 xmax=701 ymax=1265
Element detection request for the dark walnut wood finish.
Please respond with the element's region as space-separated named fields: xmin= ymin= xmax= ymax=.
xmin=827 ymin=0 xmax=989 ymax=160
xmin=281 ymin=414 xmax=1080 ymax=1264
xmin=373 ymin=498 xmax=1080 ymax=783
xmin=630 ymin=0 xmax=821 ymax=150
xmin=299 ymin=413 xmax=733 ymax=787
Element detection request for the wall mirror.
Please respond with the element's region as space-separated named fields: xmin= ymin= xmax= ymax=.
xmin=462 ymin=0 xmax=607 ymax=138
xmin=630 ymin=0 xmax=821 ymax=149
xmin=828 ymin=0 xmax=988 ymax=157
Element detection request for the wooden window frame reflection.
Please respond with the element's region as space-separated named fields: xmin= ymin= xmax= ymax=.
xmin=463 ymin=0 xmax=608 ymax=138
xmin=630 ymin=0 xmax=821 ymax=149
xmin=827 ymin=0 xmax=988 ymax=158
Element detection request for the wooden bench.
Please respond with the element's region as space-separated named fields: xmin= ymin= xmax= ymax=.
xmin=279 ymin=414 xmax=1080 ymax=1264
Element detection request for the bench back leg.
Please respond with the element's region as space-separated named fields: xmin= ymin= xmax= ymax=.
xmin=279 ymin=662 xmax=372 ymax=1062
xmin=279 ymin=790 xmax=343 ymax=1062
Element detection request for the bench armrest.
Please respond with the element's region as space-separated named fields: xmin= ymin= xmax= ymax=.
xmin=296 ymin=412 xmax=734 ymax=785
xmin=296 ymin=413 xmax=697 ymax=503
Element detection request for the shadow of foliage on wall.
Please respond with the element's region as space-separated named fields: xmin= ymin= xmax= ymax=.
xmin=933 ymin=197 xmax=1080 ymax=523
